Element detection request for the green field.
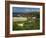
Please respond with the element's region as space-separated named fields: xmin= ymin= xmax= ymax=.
xmin=13 ymin=12 xmax=40 ymax=31
xmin=13 ymin=17 xmax=40 ymax=31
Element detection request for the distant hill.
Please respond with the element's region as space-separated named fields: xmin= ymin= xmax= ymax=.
xmin=13 ymin=12 xmax=40 ymax=17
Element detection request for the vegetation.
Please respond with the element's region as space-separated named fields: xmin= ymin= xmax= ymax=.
xmin=13 ymin=12 xmax=40 ymax=31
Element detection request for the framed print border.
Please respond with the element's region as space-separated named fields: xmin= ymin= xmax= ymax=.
xmin=5 ymin=1 xmax=45 ymax=37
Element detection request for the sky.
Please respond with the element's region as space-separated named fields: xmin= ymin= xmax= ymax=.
xmin=13 ymin=7 xmax=40 ymax=13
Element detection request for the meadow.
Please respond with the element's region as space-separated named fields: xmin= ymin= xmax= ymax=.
xmin=13 ymin=12 xmax=40 ymax=31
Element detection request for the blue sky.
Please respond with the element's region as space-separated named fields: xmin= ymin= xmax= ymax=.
xmin=13 ymin=7 xmax=40 ymax=13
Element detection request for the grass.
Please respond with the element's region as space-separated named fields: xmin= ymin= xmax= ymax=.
xmin=13 ymin=17 xmax=40 ymax=31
